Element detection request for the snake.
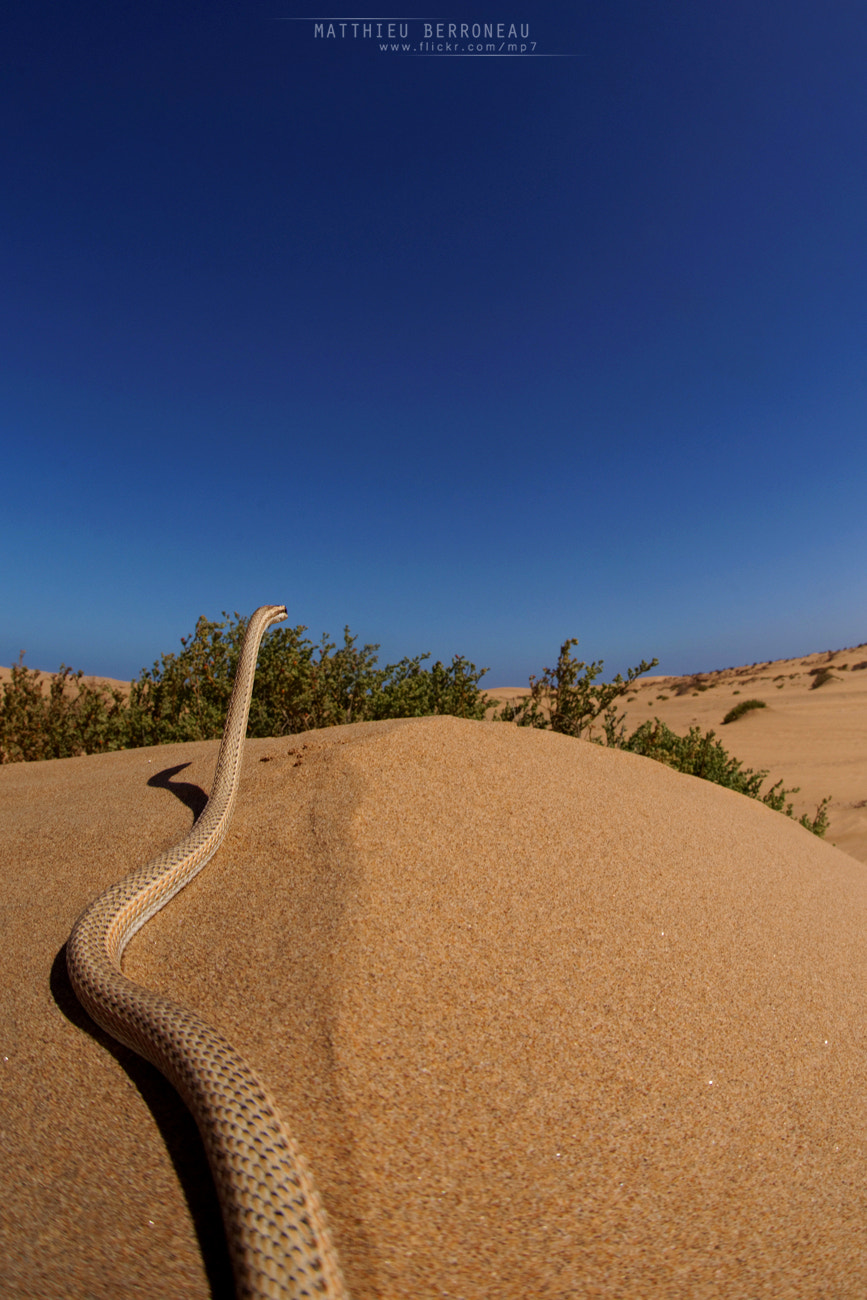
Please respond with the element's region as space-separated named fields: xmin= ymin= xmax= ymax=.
xmin=67 ymin=605 xmax=350 ymax=1300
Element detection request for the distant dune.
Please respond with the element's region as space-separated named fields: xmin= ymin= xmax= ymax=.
xmin=485 ymin=641 xmax=867 ymax=865
xmin=0 ymin=663 xmax=131 ymax=696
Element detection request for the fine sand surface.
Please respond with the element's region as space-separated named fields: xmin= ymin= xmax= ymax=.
xmin=2 ymin=716 xmax=867 ymax=1298
xmin=486 ymin=642 xmax=867 ymax=866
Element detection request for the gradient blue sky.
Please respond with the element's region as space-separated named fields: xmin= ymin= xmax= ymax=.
xmin=3 ymin=1 xmax=865 ymax=686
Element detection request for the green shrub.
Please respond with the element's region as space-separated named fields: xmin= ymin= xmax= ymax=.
xmin=722 ymin=699 xmax=767 ymax=724
xmin=492 ymin=638 xmax=658 ymax=741
xmin=127 ymin=612 xmax=492 ymax=744
xmin=0 ymin=620 xmax=837 ymax=843
xmin=1 ymin=612 xmax=491 ymax=762
xmin=799 ymin=797 xmax=832 ymax=837
xmin=809 ymin=667 xmax=836 ymax=689
xmin=617 ymin=718 xmax=829 ymax=836
xmin=502 ymin=640 xmax=832 ymax=838
xmin=621 ymin=718 xmax=770 ymax=798
xmin=0 ymin=656 xmax=128 ymax=763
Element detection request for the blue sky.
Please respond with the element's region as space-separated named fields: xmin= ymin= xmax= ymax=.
xmin=2 ymin=1 xmax=865 ymax=687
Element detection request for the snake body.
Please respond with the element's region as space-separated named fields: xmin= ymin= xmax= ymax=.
xmin=67 ymin=605 xmax=349 ymax=1300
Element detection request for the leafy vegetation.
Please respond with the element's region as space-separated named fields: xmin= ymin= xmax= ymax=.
xmin=0 ymin=619 xmax=834 ymax=839
xmin=620 ymin=718 xmax=830 ymax=836
xmin=0 ymin=657 xmax=128 ymax=763
xmin=722 ymin=698 xmax=767 ymax=724
xmin=1 ymin=612 xmax=490 ymax=762
xmin=497 ymin=639 xmax=831 ymax=838
xmin=493 ymin=638 xmax=658 ymax=740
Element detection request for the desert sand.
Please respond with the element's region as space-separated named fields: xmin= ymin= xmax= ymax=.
xmin=487 ymin=641 xmax=867 ymax=865
xmin=1 ymin=707 xmax=866 ymax=1298
xmin=0 ymin=662 xmax=131 ymax=696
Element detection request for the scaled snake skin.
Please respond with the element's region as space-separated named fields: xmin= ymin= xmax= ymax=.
xmin=67 ymin=605 xmax=349 ymax=1300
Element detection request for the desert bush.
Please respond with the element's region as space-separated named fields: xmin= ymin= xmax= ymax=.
xmin=501 ymin=640 xmax=831 ymax=838
xmin=0 ymin=659 xmax=51 ymax=762
xmin=0 ymin=620 xmax=837 ymax=842
xmin=1 ymin=612 xmax=491 ymax=763
xmin=126 ymin=613 xmax=492 ymax=744
xmin=799 ymin=797 xmax=832 ymax=837
xmin=0 ymin=656 xmax=128 ymax=763
xmin=366 ymin=651 xmax=491 ymax=722
xmin=722 ymin=699 xmax=766 ymax=724
xmin=621 ymin=718 xmax=772 ymax=798
xmin=125 ymin=617 xmax=380 ymax=744
xmin=809 ymin=667 xmax=836 ymax=689
xmin=617 ymin=718 xmax=830 ymax=836
xmin=493 ymin=638 xmax=658 ymax=740
xmin=673 ymin=674 xmax=714 ymax=697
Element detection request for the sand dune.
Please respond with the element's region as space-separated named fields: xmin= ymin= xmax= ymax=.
xmin=2 ymin=714 xmax=866 ymax=1298
xmin=0 ymin=663 xmax=131 ymax=696
xmin=5 ymin=639 xmax=864 ymax=866
xmin=486 ymin=641 xmax=867 ymax=865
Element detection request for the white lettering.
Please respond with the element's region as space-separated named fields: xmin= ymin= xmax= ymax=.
xmin=320 ymin=17 xmax=528 ymax=47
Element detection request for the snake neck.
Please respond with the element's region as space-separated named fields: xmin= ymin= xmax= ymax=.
xmin=70 ymin=604 xmax=288 ymax=972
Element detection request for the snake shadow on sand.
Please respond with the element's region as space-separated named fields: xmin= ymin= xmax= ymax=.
xmin=50 ymin=759 xmax=234 ymax=1299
